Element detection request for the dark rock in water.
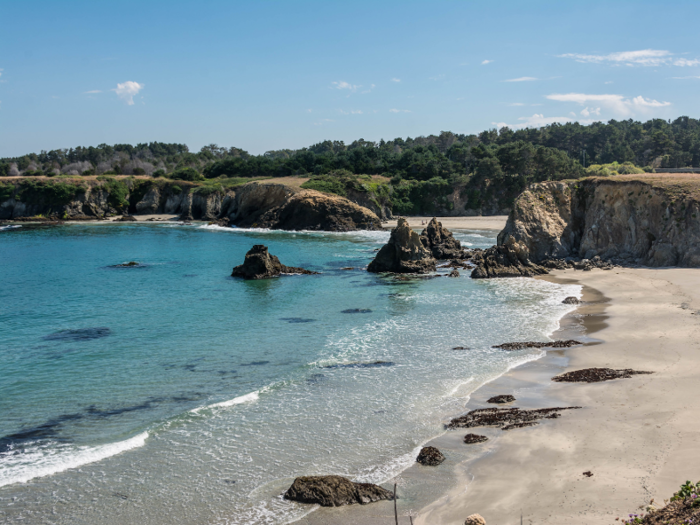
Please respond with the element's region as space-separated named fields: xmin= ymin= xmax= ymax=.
xmin=117 ymin=215 xmax=137 ymax=222
xmin=470 ymin=238 xmax=549 ymax=279
xmin=279 ymin=317 xmax=316 ymax=323
xmin=452 ymin=346 xmax=469 ymax=350
xmin=492 ymin=340 xmax=582 ymax=351
xmin=241 ymin=361 xmax=270 ymax=366
xmin=367 ymin=218 xmax=436 ymax=274
xmin=109 ymin=261 xmax=145 ymax=268
xmin=447 ymin=269 xmax=460 ymax=278
xmin=420 ymin=218 xmax=466 ymax=259
xmin=552 ymin=368 xmax=653 ymax=383
xmin=340 ymin=267 xmax=356 ymax=270
xmin=562 ymin=296 xmax=580 ymax=305
xmin=487 ymin=394 xmax=516 ymax=404
xmin=341 ymin=308 xmax=372 ymax=314
xmin=447 ymin=406 xmax=580 ymax=430
xmin=283 ymin=475 xmax=394 ymax=506
xmin=208 ymin=217 xmax=230 ymax=227
xmin=322 ymin=361 xmax=394 ymax=369
xmin=416 ymin=446 xmax=445 ymax=466
xmin=231 ymin=245 xmax=319 ymax=280
xmin=44 ymin=327 xmax=111 ymax=341
xmin=463 ymin=433 xmax=488 ymax=444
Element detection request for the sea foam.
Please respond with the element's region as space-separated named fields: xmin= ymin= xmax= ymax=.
xmin=0 ymin=432 xmax=148 ymax=487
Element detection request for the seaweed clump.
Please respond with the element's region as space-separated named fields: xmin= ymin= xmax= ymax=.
xmin=553 ymin=368 xmax=653 ymax=383
xmin=447 ymin=406 xmax=580 ymax=431
xmin=493 ymin=340 xmax=582 ymax=351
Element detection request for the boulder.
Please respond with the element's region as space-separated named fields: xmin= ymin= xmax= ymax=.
xmin=208 ymin=217 xmax=230 ymax=227
xmin=562 ymin=296 xmax=580 ymax=305
xmin=416 ymin=446 xmax=445 ymax=466
xmin=231 ymin=245 xmax=319 ymax=280
xmin=368 ymin=218 xmax=437 ymax=274
xmin=465 ymin=514 xmax=487 ymax=525
xmin=117 ymin=215 xmax=137 ymax=222
xmin=447 ymin=269 xmax=460 ymax=278
xmin=283 ymin=475 xmax=394 ymax=507
xmin=463 ymin=434 xmax=488 ymax=444
xmin=420 ymin=217 xmax=465 ymax=259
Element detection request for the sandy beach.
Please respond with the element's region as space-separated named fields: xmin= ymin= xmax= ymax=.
xmin=383 ymin=216 xmax=509 ymax=231
xmin=414 ymin=267 xmax=700 ymax=524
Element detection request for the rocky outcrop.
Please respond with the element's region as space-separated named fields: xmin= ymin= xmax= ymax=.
xmin=283 ymin=475 xmax=394 ymax=507
xmin=420 ymin=217 xmax=465 ymax=259
xmin=499 ymin=177 xmax=700 ymax=267
xmin=464 ymin=514 xmax=487 ymax=525
xmin=231 ymin=245 xmax=319 ymax=280
xmin=487 ymin=395 xmax=515 ymax=404
xmin=367 ymin=218 xmax=437 ymax=273
xmin=226 ymin=182 xmax=297 ymax=226
xmin=346 ymin=188 xmax=393 ymax=220
xmin=253 ymin=190 xmax=382 ymax=231
xmin=470 ymin=237 xmax=548 ymax=279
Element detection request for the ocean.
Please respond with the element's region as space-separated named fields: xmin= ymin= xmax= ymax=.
xmin=0 ymin=222 xmax=580 ymax=524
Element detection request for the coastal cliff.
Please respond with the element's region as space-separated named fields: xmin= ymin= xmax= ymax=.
xmin=0 ymin=178 xmax=381 ymax=231
xmin=498 ymin=175 xmax=700 ymax=267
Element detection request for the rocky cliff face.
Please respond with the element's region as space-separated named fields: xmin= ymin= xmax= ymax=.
xmin=368 ymin=217 xmax=436 ymax=273
xmin=499 ymin=177 xmax=700 ymax=267
xmin=0 ymin=178 xmax=381 ymax=231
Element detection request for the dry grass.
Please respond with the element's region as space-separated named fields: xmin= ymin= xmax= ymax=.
xmin=585 ymin=173 xmax=700 ymax=201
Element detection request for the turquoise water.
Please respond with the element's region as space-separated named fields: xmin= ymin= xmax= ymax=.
xmin=0 ymin=222 xmax=580 ymax=524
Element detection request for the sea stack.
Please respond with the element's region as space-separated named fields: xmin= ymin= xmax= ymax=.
xmin=420 ymin=217 xmax=465 ymax=259
xmin=231 ymin=245 xmax=319 ymax=280
xmin=367 ymin=218 xmax=436 ymax=273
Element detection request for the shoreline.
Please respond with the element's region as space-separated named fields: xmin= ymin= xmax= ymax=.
xmin=295 ymin=276 xmax=594 ymax=525
xmin=300 ymin=266 xmax=700 ymax=524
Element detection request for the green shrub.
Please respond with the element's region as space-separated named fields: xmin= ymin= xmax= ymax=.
xmin=97 ymin=176 xmax=129 ymax=210
xmin=0 ymin=182 xmax=14 ymax=201
xmin=169 ymin=167 xmax=204 ymax=181
xmin=170 ymin=185 xmax=183 ymax=194
xmin=133 ymin=168 xmax=146 ymax=175
xmin=15 ymin=180 xmax=86 ymax=206
xmin=152 ymin=169 xmax=166 ymax=178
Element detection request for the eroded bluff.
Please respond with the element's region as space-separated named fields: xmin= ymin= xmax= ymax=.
xmin=498 ymin=177 xmax=700 ymax=267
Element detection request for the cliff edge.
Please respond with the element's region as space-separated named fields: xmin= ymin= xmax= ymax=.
xmin=498 ymin=174 xmax=700 ymax=267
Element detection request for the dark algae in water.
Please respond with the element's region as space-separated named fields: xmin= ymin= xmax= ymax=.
xmin=44 ymin=327 xmax=111 ymax=341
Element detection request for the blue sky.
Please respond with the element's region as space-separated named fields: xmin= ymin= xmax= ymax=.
xmin=1 ymin=0 xmax=699 ymax=157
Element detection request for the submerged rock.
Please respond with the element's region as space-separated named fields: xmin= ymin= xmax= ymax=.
xmin=44 ymin=327 xmax=111 ymax=341
xmin=552 ymin=368 xmax=653 ymax=383
xmin=447 ymin=269 xmax=460 ymax=278
xmin=109 ymin=261 xmax=146 ymax=268
xmin=416 ymin=446 xmax=445 ymax=466
xmin=487 ymin=394 xmax=516 ymax=404
xmin=420 ymin=217 xmax=465 ymax=259
xmin=367 ymin=218 xmax=436 ymax=274
xmin=231 ymin=245 xmax=319 ymax=280
xmin=283 ymin=475 xmax=394 ymax=507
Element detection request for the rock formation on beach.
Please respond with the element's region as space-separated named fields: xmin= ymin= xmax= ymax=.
xmin=470 ymin=237 xmax=548 ymax=279
xmin=463 ymin=434 xmax=488 ymax=444
xmin=367 ymin=218 xmax=437 ymax=273
xmin=283 ymin=475 xmax=394 ymax=506
xmin=447 ymin=406 xmax=581 ymax=431
xmin=492 ymin=340 xmax=582 ymax=351
xmin=487 ymin=395 xmax=515 ymax=404
xmin=420 ymin=217 xmax=465 ymax=259
xmin=464 ymin=514 xmax=487 ymax=525
xmin=552 ymin=368 xmax=653 ymax=383
xmin=231 ymin=245 xmax=319 ymax=280
xmin=416 ymin=446 xmax=445 ymax=466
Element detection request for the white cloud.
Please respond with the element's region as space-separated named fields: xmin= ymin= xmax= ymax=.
xmin=389 ymin=108 xmax=411 ymax=113
xmin=339 ymin=109 xmax=364 ymax=115
xmin=481 ymin=59 xmax=492 ymax=65
xmin=605 ymin=81 xmax=614 ymax=84
xmin=307 ymin=109 xmax=312 ymax=113
xmin=313 ymin=119 xmax=335 ymax=126
xmin=672 ymin=76 xmax=700 ymax=80
xmin=84 ymin=90 xmax=102 ymax=94
xmin=493 ymin=114 xmax=573 ymax=129
xmin=508 ymin=103 xmax=526 ymax=106
xmin=581 ymin=107 xmax=601 ymax=117
xmin=558 ymin=49 xmax=699 ymax=67
xmin=113 ymin=81 xmax=144 ymax=105
xmin=547 ymin=92 xmax=671 ymax=116
xmin=391 ymin=78 xmax=401 ymax=83
xmin=332 ymin=81 xmax=360 ymax=92
xmin=505 ymin=77 xmax=537 ymax=82
xmin=361 ymin=83 xmax=375 ymax=94
xmin=428 ymin=74 xmax=445 ymax=81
